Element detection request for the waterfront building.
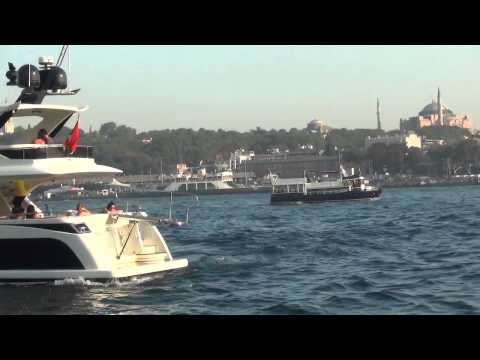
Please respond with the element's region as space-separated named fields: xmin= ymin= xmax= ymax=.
xmin=365 ymin=134 xmax=403 ymax=148
xmin=405 ymin=132 xmax=422 ymax=149
xmin=245 ymin=151 xmax=338 ymax=178
xmin=214 ymin=160 xmax=231 ymax=172
xmin=230 ymin=149 xmax=255 ymax=170
xmin=422 ymin=139 xmax=445 ymax=150
xmin=365 ymin=131 xmax=422 ymax=149
xmin=176 ymin=163 xmax=188 ymax=175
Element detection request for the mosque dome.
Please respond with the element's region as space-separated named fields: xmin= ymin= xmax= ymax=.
xmin=308 ymin=119 xmax=323 ymax=127
xmin=307 ymin=119 xmax=325 ymax=129
xmin=307 ymin=118 xmax=330 ymax=134
xmin=419 ymin=100 xmax=454 ymax=117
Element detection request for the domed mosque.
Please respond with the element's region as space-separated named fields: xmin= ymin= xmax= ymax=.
xmin=306 ymin=118 xmax=330 ymax=135
xmin=418 ymin=102 xmax=454 ymax=118
xmin=400 ymin=88 xmax=473 ymax=133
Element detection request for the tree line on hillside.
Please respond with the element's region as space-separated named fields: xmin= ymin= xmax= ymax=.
xmin=0 ymin=122 xmax=477 ymax=176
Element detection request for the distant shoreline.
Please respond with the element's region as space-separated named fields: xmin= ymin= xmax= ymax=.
xmin=35 ymin=180 xmax=480 ymax=202
xmin=382 ymin=181 xmax=480 ymax=189
xmin=34 ymin=187 xmax=272 ymax=202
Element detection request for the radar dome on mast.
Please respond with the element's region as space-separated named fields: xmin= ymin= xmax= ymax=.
xmin=4 ymin=46 xmax=79 ymax=104
xmin=16 ymin=64 xmax=41 ymax=88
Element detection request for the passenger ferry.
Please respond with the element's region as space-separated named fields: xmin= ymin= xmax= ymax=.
xmin=271 ymin=168 xmax=382 ymax=204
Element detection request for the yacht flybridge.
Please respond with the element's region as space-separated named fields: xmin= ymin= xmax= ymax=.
xmin=0 ymin=48 xmax=188 ymax=282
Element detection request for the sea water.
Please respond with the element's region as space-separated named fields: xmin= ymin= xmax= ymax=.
xmin=1 ymin=185 xmax=480 ymax=314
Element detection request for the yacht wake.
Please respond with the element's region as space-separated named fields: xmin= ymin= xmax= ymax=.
xmin=106 ymin=274 xmax=163 ymax=287
xmin=54 ymin=277 xmax=103 ymax=287
xmin=0 ymin=274 xmax=164 ymax=288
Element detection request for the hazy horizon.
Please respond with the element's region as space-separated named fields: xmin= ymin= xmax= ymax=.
xmin=1 ymin=45 xmax=479 ymax=133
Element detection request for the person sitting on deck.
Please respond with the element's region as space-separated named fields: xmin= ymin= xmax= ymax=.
xmin=10 ymin=181 xmax=44 ymax=219
xmin=10 ymin=180 xmax=27 ymax=219
xmin=21 ymin=196 xmax=43 ymax=218
xmin=25 ymin=205 xmax=42 ymax=219
xmin=10 ymin=202 xmax=25 ymax=219
xmin=105 ymin=201 xmax=120 ymax=214
xmin=76 ymin=202 xmax=91 ymax=216
xmin=33 ymin=128 xmax=51 ymax=145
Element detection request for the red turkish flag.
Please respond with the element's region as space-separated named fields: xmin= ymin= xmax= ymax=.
xmin=64 ymin=120 xmax=80 ymax=154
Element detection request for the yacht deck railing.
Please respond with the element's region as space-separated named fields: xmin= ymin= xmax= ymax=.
xmin=0 ymin=144 xmax=94 ymax=160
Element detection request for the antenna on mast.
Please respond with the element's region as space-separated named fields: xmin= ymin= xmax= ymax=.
xmin=57 ymin=45 xmax=72 ymax=92
xmin=56 ymin=45 xmax=68 ymax=67
xmin=68 ymin=46 xmax=71 ymax=92
xmin=52 ymin=45 xmax=77 ymax=95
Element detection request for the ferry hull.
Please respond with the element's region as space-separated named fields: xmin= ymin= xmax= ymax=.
xmin=271 ymin=188 xmax=382 ymax=204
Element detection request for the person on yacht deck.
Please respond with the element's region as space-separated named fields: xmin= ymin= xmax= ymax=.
xmin=11 ymin=181 xmax=27 ymax=218
xmin=105 ymin=201 xmax=120 ymax=214
xmin=25 ymin=205 xmax=42 ymax=219
xmin=10 ymin=199 xmax=25 ymax=219
xmin=11 ymin=181 xmax=43 ymax=219
xmin=33 ymin=128 xmax=51 ymax=145
xmin=21 ymin=197 xmax=43 ymax=218
xmin=76 ymin=202 xmax=91 ymax=216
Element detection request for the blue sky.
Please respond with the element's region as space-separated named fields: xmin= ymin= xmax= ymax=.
xmin=1 ymin=45 xmax=479 ymax=132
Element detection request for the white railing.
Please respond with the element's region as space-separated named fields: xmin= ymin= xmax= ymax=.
xmin=0 ymin=144 xmax=94 ymax=160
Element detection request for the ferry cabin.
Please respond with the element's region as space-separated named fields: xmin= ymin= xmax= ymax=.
xmin=270 ymin=172 xmax=382 ymax=204
xmin=272 ymin=175 xmax=372 ymax=196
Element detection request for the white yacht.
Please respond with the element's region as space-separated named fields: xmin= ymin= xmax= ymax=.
xmin=162 ymin=170 xmax=234 ymax=193
xmin=0 ymin=51 xmax=188 ymax=282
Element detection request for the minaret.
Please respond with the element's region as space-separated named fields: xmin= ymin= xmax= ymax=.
xmin=376 ymin=97 xmax=381 ymax=131
xmin=437 ymin=87 xmax=443 ymax=126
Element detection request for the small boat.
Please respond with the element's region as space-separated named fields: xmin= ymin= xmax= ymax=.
xmin=271 ymin=168 xmax=382 ymax=204
xmin=124 ymin=202 xmax=148 ymax=218
xmin=157 ymin=192 xmax=189 ymax=227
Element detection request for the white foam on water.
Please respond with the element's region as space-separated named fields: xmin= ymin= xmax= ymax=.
xmin=53 ymin=277 xmax=103 ymax=287
xmin=103 ymin=275 xmax=158 ymax=287
xmin=0 ymin=273 xmax=165 ymax=288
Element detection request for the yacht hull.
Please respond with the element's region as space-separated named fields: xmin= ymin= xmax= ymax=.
xmin=0 ymin=260 xmax=188 ymax=282
xmin=0 ymin=214 xmax=188 ymax=282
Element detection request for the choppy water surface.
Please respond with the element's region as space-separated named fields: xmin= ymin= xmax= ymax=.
xmin=2 ymin=186 xmax=480 ymax=314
